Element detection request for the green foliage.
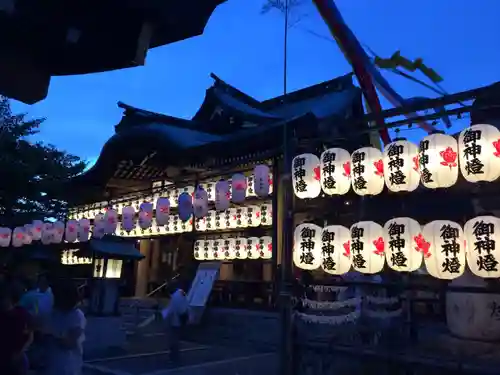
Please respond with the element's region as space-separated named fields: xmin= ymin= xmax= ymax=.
xmin=0 ymin=97 xmax=86 ymax=226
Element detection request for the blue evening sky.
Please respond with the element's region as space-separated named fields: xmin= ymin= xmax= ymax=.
xmin=11 ymin=0 xmax=500 ymax=166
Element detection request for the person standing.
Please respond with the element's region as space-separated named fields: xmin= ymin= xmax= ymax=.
xmin=161 ymin=285 xmax=189 ymax=363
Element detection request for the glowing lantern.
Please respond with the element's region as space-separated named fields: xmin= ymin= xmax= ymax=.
xmin=224 ymin=208 xmax=238 ymax=229
xmin=193 ymin=187 xmax=209 ymax=219
xmin=422 ymin=220 xmax=465 ymax=279
xmin=260 ymin=204 xmax=272 ymax=226
xmin=459 ymin=124 xmax=500 ymax=183
xmin=41 ymin=223 xmax=54 ymax=245
xmin=205 ymin=210 xmax=216 ymax=231
xmin=195 ymin=217 xmax=207 ymax=232
xmin=212 ymin=239 xmax=224 ymax=261
xmin=202 ymin=239 xmax=214 ymax=261
xmin=222 ymin=238 xmax=236 ymax=260
xmin=254 ymin=164 xmax=271 ymax=197
xmin=246 ymin=205 xmax=261 ymax=227
xmin=65 ymin=220 xmax=78 ymax=243
xmin=121 ymin=206 xmax=136 ymax=232
xmin=31 ymin=220 xmax=43 ymax=241
xmin=231 ymin=173 xmax=247 ymax=203
xmin=77 ymin=219 xmax=91 ymax=242
xmin=156 ymin=197 xmax=170 ymax=225
xmin=53 ymin=221 xmax=65 ymax=243
xmin=93 ymin=214 xmax=106 ymax=239
xmin=293 ymin=223 xmax=322 ymax=270
xmin=246 ymin=237 xmax=260 ymax=259
xmin=320 ymin=225 xmax=351 ymax=275
xmin=234 ymin=207 xmax=247 ymax=228
xmin=235 ymin=238 xmax=248 ymax=260
xmin=246 ymin=175 xmax=256 ymax=197
xmin=292 ymin=153 xmax=321 ymax=199
xmin=194 ymin=240 xmax=205 ymax=261
xmin=0 ymin=228 xmax=11 ymax=247
xmin=418 ymin=132 xmax=458 ymax=189
xmin=320 ymin=148 xmax=351 ymax=196
xmin=104 ymin=209 xmax=118 ymax=234
xmin=383 ymin=217 xmax=422 ymax=272
xmin=215 ymin=180 xmax=230 ymax=212
xmin=12 ymin=227 xmax=25 ymax=247
xmin=138 ymin=202 xmax=153 ymax=229
xmin=383 ymin=139 xmax=420 ymax=192
xmin=350 ymin=147 xmax=384 ymax=196
xmin=177 ymin=193 xmax=192 ymax=223
xmin=23 ymin=224 xmax=33 ymax=245
xmin=464 ymin=216 xmax=500 ymax=278
xmin=259 ymin=236 xmax=272 ymax=260
xmin=350 ymin=221 xmax=385 ymax=274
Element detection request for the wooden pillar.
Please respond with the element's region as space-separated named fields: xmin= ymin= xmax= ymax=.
xmin=219 ymin=263 xmax=233 ymax=280
xmin=263 ymin=263 xmax=272 ymax=282
xmin=134 ymin=240 xmax=151 ymax=297
xmin=149 ymin=240 xmax=161 ymax=284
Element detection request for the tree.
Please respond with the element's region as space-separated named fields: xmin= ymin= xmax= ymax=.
xmin=0 ymin=97 xmax=86 ymax=227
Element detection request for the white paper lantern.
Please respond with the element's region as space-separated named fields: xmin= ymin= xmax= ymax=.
xmin=23 ymin=224 xmax=33 ymax=245
xmin=77 ymin=219 xmax=91 ymax=242
xmin=246 ymin=176 xmax=256 ymax=197
xmin=293 ymin=223 xmax=322 ymax=270
xmin=320 ymin=148 xmax=351 ymax=196
xmin=422 ymin=220 xmax=465 ymax=279
xmin=12 ymin=227 xmax=25 ymax=247
xmin=205 ymin=210 xmax=216 ymax=231
xmin=121 ymin=206 xmax=136 ymax=232
xmin=258 ymin=236 xmax=273 ymax=260
xmin=193 ymin=187 xmax=209 ymax=218
xmin=254 ymin=164 xmax=271 ymax=198
xmin=212 ymin=239 xmax=224 ymax=261
xmin=195 ymin=217 xmax=207 ymax=232
xmin=213 ymin=211 xmax=226 ymax=231
xmin=53 ymin=221 xmax=65 ymax=243
xmin=92 ymin=214 xmax=106 ymax=239
xmin=65 ymin=220 xmax=78 ymax=243
xmin=350 ymin=221 xmax=385 ymax=274
xmin=138 ymin=202 xmax=154 ymax=229
xmin=202 ymin=239 xmax=214 ymax=261
xmin=215 ymin=180 xmax=230 ymax=211
xmin=194 ymin=240 xmax=205 ymax=261
xmin=155 ymin=197 xmax=170 ymax=225
xmin=231 ymin=173 xmax=247 ymax=203
xmin=234 ymin=207 xmax=248 ymax=228
xmin=292 ymin=154 xmax=321 ymax=199
xmin=104 ymin=209 xmax=119 ymax=234
xmin=235 ymin=237 xmax=248 ymax=260
xmin=222 ymin=238 xmax=236 ymax=260
xmin=464 ymin=216 xmax=500 ymax=278
xmin=31 ymin=220 xmax=43 ymax=241
xmin=41 ymin=223 xmax=55 ymax=245
xmin=246 ymin=205 xmax=261 ymax=227
xmin=383 ymin=217 xmax=422 ymax=272
xmin=459 ymin=124 xmax=500 ymax=183
xmin=0 ymin=228 xmax=11 ymax=247
xmin=246 ymin=237 xmax=260 ymax=259
xmin=418 ymin=132 xmax=459 ymax=189
xmin=350 ymin=147 xmax=384 ymax=196
xmin=383 ymin=140 xmax=420 ymax=192
xmin=223 ymin=208 xmax=238 ymax=229
xmin=320 ymin=225 xmax=351 ymax=275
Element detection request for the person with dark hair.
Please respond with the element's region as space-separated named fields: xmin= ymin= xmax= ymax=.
xmin=0 ymin=282 xmax=33 ymax=375
xmin=44 ymin=281 xmax=86 ymax=375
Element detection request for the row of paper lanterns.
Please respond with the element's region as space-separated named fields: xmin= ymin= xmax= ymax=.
xmin=293 ymin=215 xmax=500 ymax=279
xmin=61 ymin=250 xmax=92 ymax=265
xmin=69 ymin=167 xmax=273 ymax=221
xmin=292 ymin=124 xmax=500 ymax=198
xmin=194 ymin=236 xmax=272 ymax=261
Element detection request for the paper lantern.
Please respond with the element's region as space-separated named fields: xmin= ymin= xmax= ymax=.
xmin=383 ymin=139 xmax=420 ymax=192
xmin=12 ymin=227 xmax=25 ymax=247
xmin=260 ymin=204 xmax=272 ymax=226
xmin=23 ymin=224 xmax=33 ymax=245
xmin=121 ymin=206 xmax=136 ymax=232
xmin=292 ymin=153 xmax=321 ymax=199
xmin=254 ymin=164 xmax=270 ymax=197
xmin=383 ymin=217 xmax=422 ymax=272
xmin=246 ymin=205 xmax=261 ymax=227
xmin=77 ymin=219 xmax=91 ymax=242
xmin=234 ymin=207 xmax=247 ymax=228
xmin=155 ymin=197 xmax=170 ymax=225
xmin=223 ymin=208 xmax=238 ymax=229
xmin=93 ymin=214 xmax=106 ymax=239
xmin=195 ymin=217 xmax=207 ymax=232
xmin=104 ymin=209 xmax=118 ymax=234
xmin=215 ymin=180 xmax=230 ymax=211
xmin=212 ymin=239 xmax=224 ymax=261
xmin=213 ymin=210 xmax=226 ymax=230
xmin=418 ymin=132 xmax=459 ymax=189
xmin=202 ymin=182 xmax=216 ymax=201
xmin=202 ymin=239 xmax=214 ymax=261
xmin=320 ymin=148 xmax=351 ymax=195
xmin=138 ymin=202 xmax=154 ymax=229
xmin=258 ymin=236 xmax=273 ymax=260
xmin=179 ymin=217 xmax=193 ymax=233
xmin=222 ymin=238 xmax=236 ymax=260
xmin=31 ymin=220 xmax=43 ymax=241
xmin=246 ymin=175 xmax=256 ymax=197
xmin=0 ymin=228 xmax=11 ymax=247
xmin=350 ymin=221 xmax=385 ymax=274
xmin=459 ymin=124 xmax=500 ymax=183
xmin=65 ymin=219 xmax=78 ymax=243
xmin=350 ymin=147 xmax=384 ymax=196
xmin=320 ymin=225 xmax=351 ymax=275
xmin=231 ymin=173 xmax=247 ymax=203
xmin=422 ymin=220 xmax=465 ymax=279
xmin=177 ymin=193 xmax=193 ymax=223
xmin=293 ymin=223 xmax=322 ymax=270
xmin=464 ymin=216 xmax=500 ymax=278
xmin=53 ymin=221 xmax=65 ymax=243
xmin=205 ymin=210 xmax=216 ymax=231
xmin=194 ymin=240 xmax=205 ymax=261
xmin=235 ymin=238 xmax=248 ymax=260
xmin=246 ymin=237 xmax=260 ymax=259
xmin=193 ymin=187 xmax=209 ymax=218
xmin=41 ymin=223 xmax=54 ymax=245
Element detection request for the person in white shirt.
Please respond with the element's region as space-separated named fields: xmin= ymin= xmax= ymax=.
xmin=161 ymin=286 xmax=188 ymax=363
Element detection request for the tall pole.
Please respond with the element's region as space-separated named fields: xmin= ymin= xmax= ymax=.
xmin=279 ymin=0 xmax=295 ymax=374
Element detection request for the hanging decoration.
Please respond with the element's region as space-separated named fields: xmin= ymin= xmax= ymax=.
xmin=231 ymin=173 xmax=247 ymax=203
xmin=0 ymin=228 xmax=11 ymax=247
xmin=235 ymin=238 xmax=248 ymax=260
xmin=320 ymin=225 xmax=351 ymax=275
xmin=23 ymin=224 xmax=33 ymax=245
xmin=258 ymin=236 xmax=272 ymax=260
xmin=202 ymin=239 xmax=214 ymax=261
xmin=254 ymin=164 xmax=271 ymax=197
xmin=245 ymin=205 xmax=261 ymax=227
xmin=92 ymin=214 xmax=106 ymax=239
xmin=12 ymin=227 xmax=25 ymax=247
xmin=350 ymin=147 xmax=384 ymax=196
xmin=177 ymin=193 xmax=193 ymax=222
xmin=246 ymin=237 xmax=260 ymax=259
xmin=383 ymin=139 xmax=420 ymax=192
xmin=383 ymin=217 xmax=422 ymax=272
xmin=423 ymin=220 xmax=465 ymax=279
xmin=155 ymin=197 xmax=170 ymax=225
xmin=292 ymin=154 xmax=321 ymax=199
xmin=459 ymin=124 xmax=500 ymax=183
xmin=320 ymin=148 xmax=351 ymax=196
xmin=103 ymin=209 xmax=118 ymax=234
xmin=77 ymin=219 xmax=91 ymax=242
xmin=193 ymin=187 xmax=209 ymax=219
xmin=293 ymin=223 xmax=322 ymax=270
xmin=464 ymin=216 xmax=500 ymax=278
xmin=53 ymin=221 xmax=65 ymax=243
xmin=222 ymin=238 xmax=236 ymax=260
xmin=418 ymin=132 xmax=458 ymax=189
xmin=215 ymin=180 xmax=230 ymax=211
xmin=350 ymin=221 xmax=385 ymax=274
xmin=41 ymin=223 xmax=54 ymax=245
xmin=121 ymin=206 xmax=136 ymax=232
xmin=212 ymin=239 xmax=223 ymax=261
xmin=65 ymin=220 xmax=78 ymax=243
xmin=193 ymin=240 xmax=204 ymax=261
xmin=31 ymin=220 xmax=43 ymax=241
